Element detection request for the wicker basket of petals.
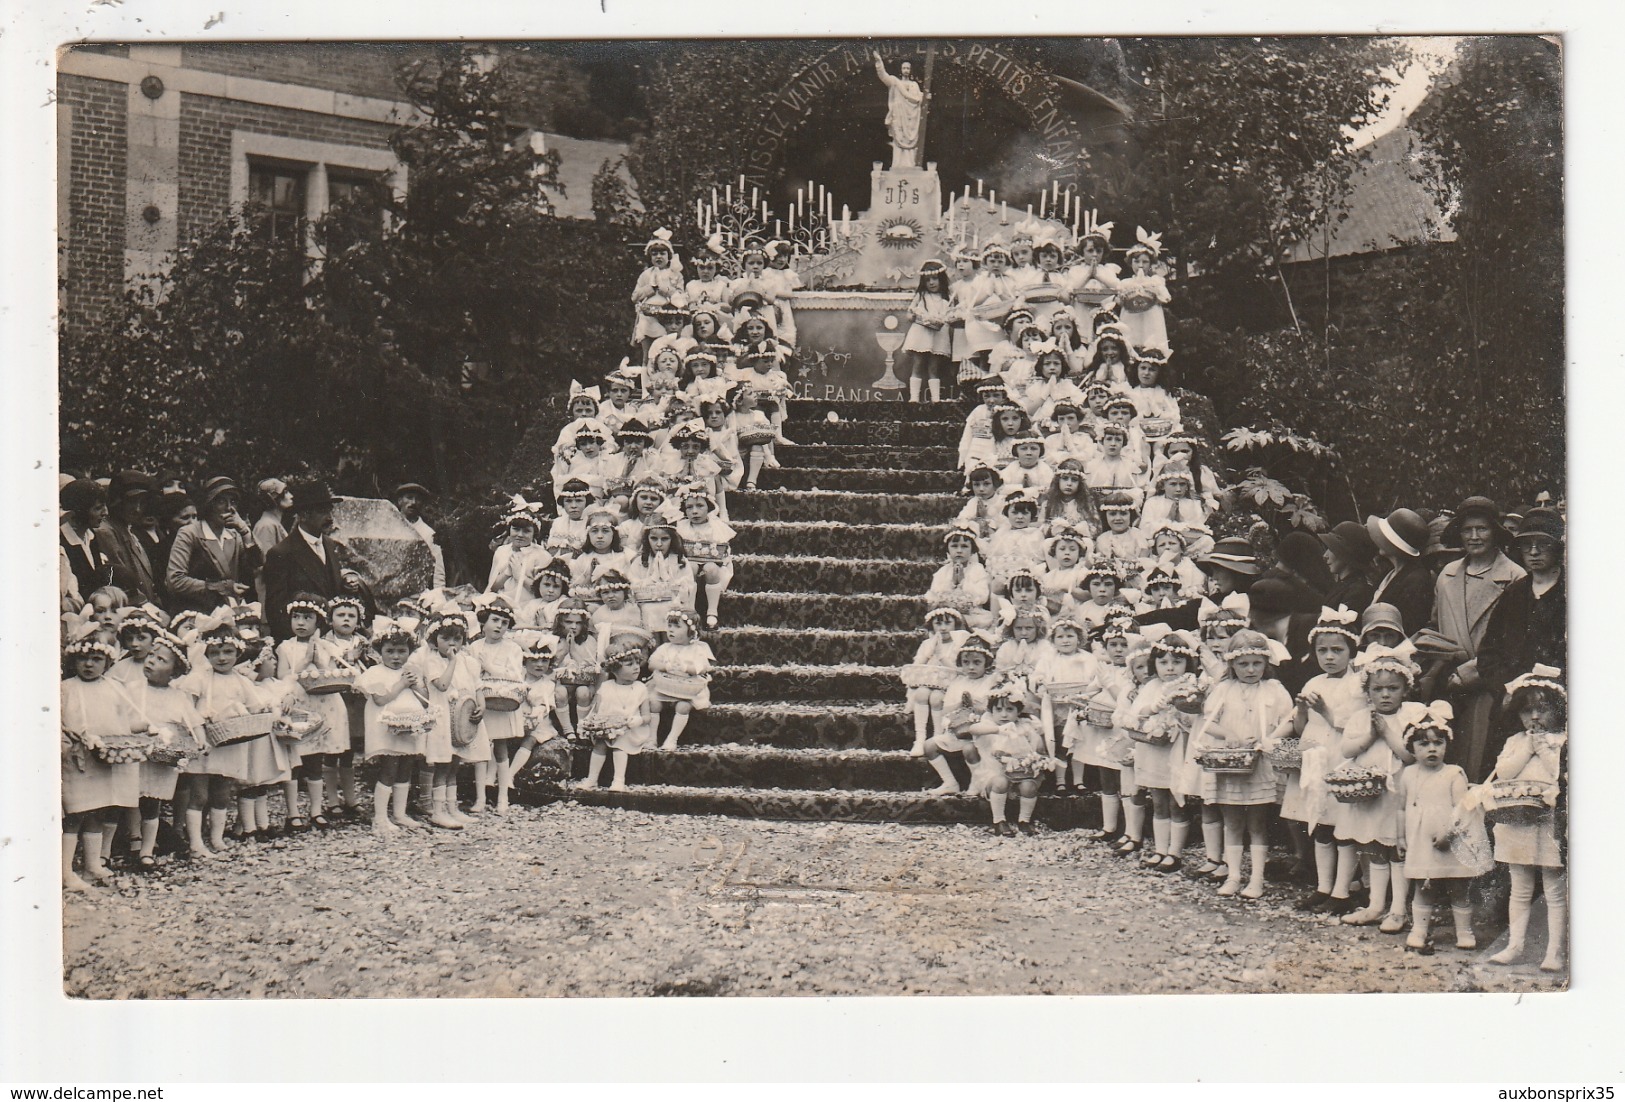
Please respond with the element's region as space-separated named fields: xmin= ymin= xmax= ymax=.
xmin=1327 ymin=765 xmax=1387 ymax=803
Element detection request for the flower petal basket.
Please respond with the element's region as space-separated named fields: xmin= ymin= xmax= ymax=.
xmin=1327 ymin=765 xmax=1387 ymax=802
xmin=1266 ymin=737 xmax=1303 ymax=771
xmin=203 ymin=710 xmax=277 ymax=748
xmin=1484 ymin=779 xmax=1559 ymax=825
xmin=297 ymin=669 xmax=355 ymax=695
xmin=1196 ymin=746 xmax=1261 ymax=774
xmin=481 ymin=678 xmax=526 ymax=713
xmin=650 ymin=671 xmax=708 ymax=701
xmin=899 ymin=663 xmax=955 ymax=691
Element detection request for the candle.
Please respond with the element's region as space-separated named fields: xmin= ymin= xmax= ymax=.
xmin=1040 ymin=192 xmax=1047 ymax=218
xmin=1053 ymin=180 xmax=1060 ymax=207
xmin=739 ymin=174 xmax=746 ymax=193
xmin=989 ymin=189 xmax=996 ymax=207
xmin=711 ymin=186 xmax=718 ymax=212
xmin=963 ymin=185 xmax=970 ymax=204
xmin=752 ymin=186 xmax=759 ymax=209
xmin=1063 ymin=190 xmax=1070 ymax=220
xmin=1027 ymin=203 xmax=1034 ymax=220
xmin=789 ymin=207 xmax=796 ymax=231
xmin=1073 ymin=206 xmax=1081 ymax=236
xmin=1002 ymin=200 xmax=1009 ymax=223
xmin=776 ymin=219 xmax=782 ymax=237
xmin=725 ymin=184 xmax=732 ymax=206
xmin=977 ymin=180 xmax=984 ymax=198
xmin=696 ymin=198 xmax=703 ymax=227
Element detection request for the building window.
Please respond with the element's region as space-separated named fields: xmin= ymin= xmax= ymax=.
xmin=248 ymin=161 xmax=308 ymax=243
xmin=325 ymin=171 xmax=387 ymax=252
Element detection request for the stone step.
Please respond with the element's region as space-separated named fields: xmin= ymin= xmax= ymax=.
xmin=684 ymin=701 xmax=912 ymax=750
xmin=612 ymin=745 xmax=944 ymax=792
xmin=775 ymin=444 xmax=958 ymax=470
xmin=726 ymin=490 xmax=959 ymax=526
xmin=544 ymin=782 xmax=1099 ymax=828
xmin=786 ymin=399 xmax=966 ymax=424
xmin=730 ymin=520 xmax=947 ymax=561
xmin=729 ymin=553 xmax=936 ymax=595
xmin=769 ymin=467 xmax=962 ymax=494
xmin=710 ymin=626 xmax=919 ymax=668
xmin=722 ymin=591 xmax=928 ymax=632
xmin=782 ymin=419 xmax=963 ymax=448
xmin=710 ymin=663 xmax=902 ymax=704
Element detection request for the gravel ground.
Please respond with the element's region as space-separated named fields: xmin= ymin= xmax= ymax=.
xmin=62 ymin=803 xmax=1566 ymax=999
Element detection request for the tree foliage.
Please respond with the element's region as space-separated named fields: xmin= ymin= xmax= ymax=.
xmin=61 ymin=46 xmax=641 ymax=512
xmin=1401 ymin=36 xmax=1564 ymax=505
xmin=1119 ymin=37 xmax=1404 ymax=286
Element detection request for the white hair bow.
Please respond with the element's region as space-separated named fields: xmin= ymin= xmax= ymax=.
xmin=1135 ymin=226 xmax=1163 ymax=255
xmin=1503 ymin=665 xmax=1566 ymax=697
xmin=1317 ymin=605 xmax=1359 ymax=626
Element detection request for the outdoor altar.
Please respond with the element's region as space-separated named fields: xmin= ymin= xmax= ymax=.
xmin=694 ymin=54 xmax=1098 ymax=397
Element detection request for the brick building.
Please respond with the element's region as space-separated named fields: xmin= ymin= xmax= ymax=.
xmin=57 ymin=43 xmax=629 ymax=331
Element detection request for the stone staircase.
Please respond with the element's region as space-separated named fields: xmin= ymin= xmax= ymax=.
xmin=542 ymin=397 xmax=1092 ymax=826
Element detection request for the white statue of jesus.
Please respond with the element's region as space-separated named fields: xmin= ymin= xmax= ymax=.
xmin=873 ymin=51 xmax=925 ymax=170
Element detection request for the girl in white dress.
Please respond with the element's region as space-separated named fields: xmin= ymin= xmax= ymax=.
xmin=1188 ymin=630 xmax=1294 ymax=898
xmin=126 ymin=629 xmax=205 ymax=869
xmin=923 ymin=633 xmax=1000 ymax=795
xmin=903 ymin=260 xmax=954 ymax=403
xmin=650 ymin=608 xmax=716 ymax=750
xmin=631 ymin=229 xmax=685 ymax=361
xmin=550 ymin=600 xmax=601 ymax=740
xmin=1033 ymin=616 xmax=1099 ymax=770
xmin=675 ymin=484 xmax=736 ymax=629
xmin=354 ymin=617 xmax=430 ymax=835
xmin=502 ymin=630 xmax=563 ymax=785
xmin=274 ymin=594 xmax=354 ymax=832
xmin=1115 ymin=232 xmax=1172 ymax=353
xmin=412 ymin=611 xmax=483 ymax=829
xmin=1277 ymin=607 xmax=1369 ymax=915
xmin=578 ymin=646 xmax=654 ymax=791
xmin=1487 ymin=667 xmax=1568 ymax=972
xmin=1108 ymin=636 xmax=1156 ymax=856
xmin=186 ymin=620 xmax=284 ymax=847
xmin=923 ymin=527 xmax=996 ymax=633
xmin=962 ymin=675 xmax=1053 ymax=835
xmin=1070 ymin=620 xmax=1132 ymax=836
xmin=625 ymin=523 xmax=695 ymax=635
xmin=902 ymin=608 xmax=969 ymax=758
xmin=1117 ymin=626 xmax=1205 ymax=871
xmin=467 ymin=597 xmax=524 ymax=815
xmin=1334 ymin=645 xmax=1428 ymax=930
xmin=1396 ymin=704 xmax=1485 ymax=953
xmin=60 ymin=633 xmax=140 ymax=888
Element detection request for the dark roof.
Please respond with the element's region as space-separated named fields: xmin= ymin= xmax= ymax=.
xmin=1286 ymin=124 xmax=1455 ymax=263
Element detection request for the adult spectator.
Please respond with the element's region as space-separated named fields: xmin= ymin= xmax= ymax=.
xmin=59 ymin=479 xmax=112 ymax=610
xmin=1259 ymin=531 xmax=1331 ymax=612
xmin=394 ymin=481 xmax=446 ymax=589
xmin=1195 ymin=536 xmax=1261 ymax=599
xmin=164 ymin=476 xmax=260 ymax=614
xmin=1415 ymin=496 xmax=1527 ymax=781
xmin=1364 ymin=507 xmax=1434 ymax=640
xmin=263 ymin=480 xmax=371 ymax=639
xmin=1317 ymin=520 xmax=1377 ymax=613
xmin=1477 ymin=507 xmax=1566 ymax=698
xmin=96 ymin=470 xmax=159 ymax=606
xmin=251 ymin=477 xmax=292 ymax=605
xmin=150 ymin=492 xmax=198 ymax=608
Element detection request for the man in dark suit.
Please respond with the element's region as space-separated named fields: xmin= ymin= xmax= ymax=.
xmin=97 ymin=470 xmax=159 ymax=606
xmin=263 ymin=481 xmax=371 ymax=638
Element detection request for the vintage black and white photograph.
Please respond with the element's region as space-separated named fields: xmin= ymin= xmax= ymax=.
xmin=48 ymin=31 xmax=1567 ymax=1002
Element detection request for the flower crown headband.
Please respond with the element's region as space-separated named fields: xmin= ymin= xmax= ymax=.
xmin=666 ymin=607 xmax=702 ymax=637
xmin=63 ymin=636 xmax=119 ymax=663
xmin=1308 ymin=605 xmax=1361 ymax=644
xmin=149 ymin=628 xmax=192 ymax=673
xmin=925 ymin=607 xmax=968 ymax=627
xmin=1354 ymin=641 xmax=1420 ymax=682
xmin=1504 ymin=664 xmax=1565 ymax=699
xmin=1223 ymin=630 xmax=1291 ymax=664
xmin=286 ymin=598 xmax=328 ymax=621
xmin=957 ymin=632 xmax=999 ymax=659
